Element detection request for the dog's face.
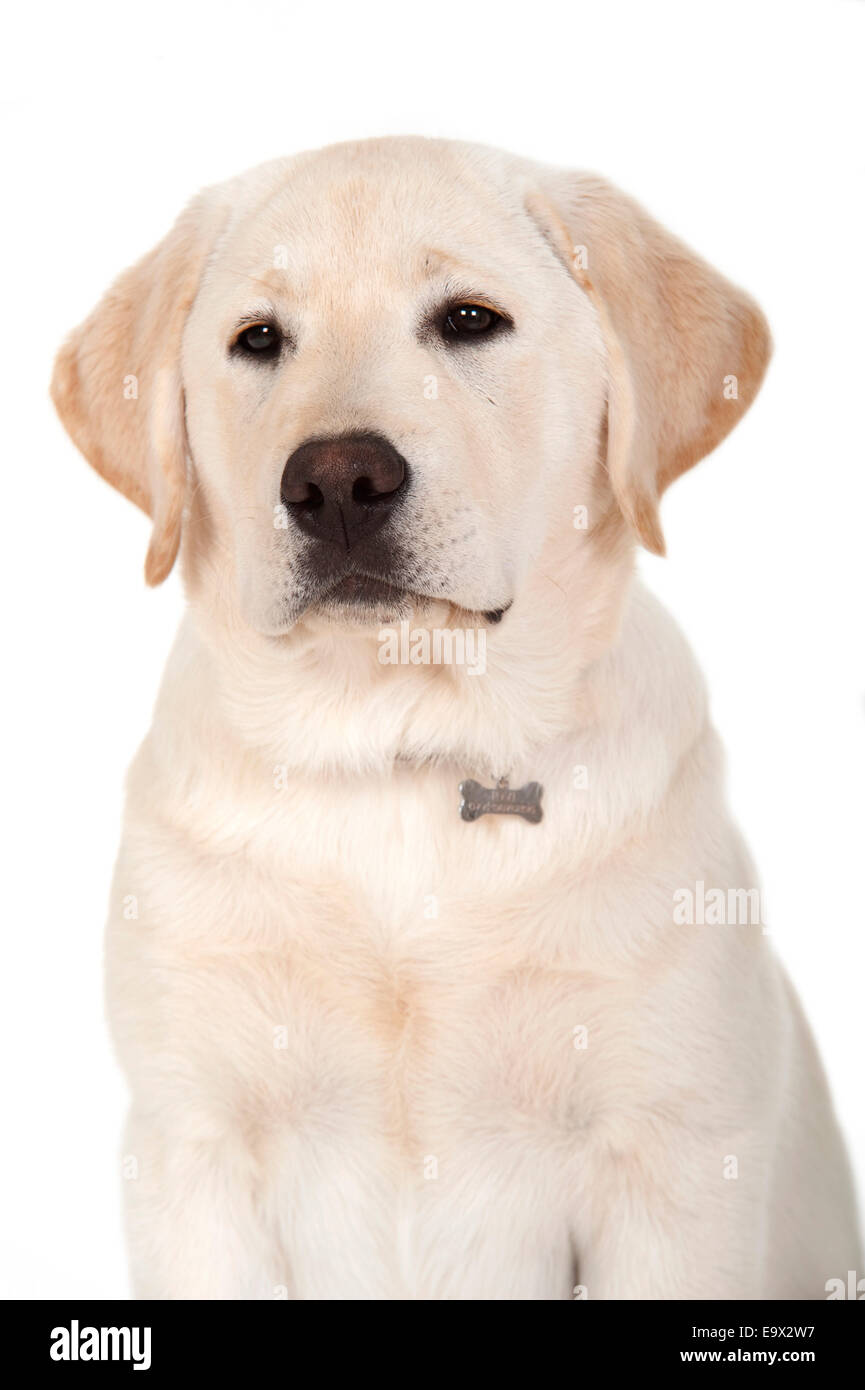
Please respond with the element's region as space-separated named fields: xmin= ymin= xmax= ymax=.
xmin=52 ymin=138 xmax=770 ymax=638
xmin=183 ymin=144 xmax=607 ymax=632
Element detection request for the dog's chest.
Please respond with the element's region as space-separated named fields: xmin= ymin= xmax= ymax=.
xmin=283 ymin=786 xmax=627 ymax=1292
xmin=122 ymin=755 xmax=647 ymax=1296
xmin=243 ymin=912 xmax=604 ymax=1298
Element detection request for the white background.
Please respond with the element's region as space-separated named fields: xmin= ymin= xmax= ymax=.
xmin=2 ymin=0 xmax=863 ymax=1297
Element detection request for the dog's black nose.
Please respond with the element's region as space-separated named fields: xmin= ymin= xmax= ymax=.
xmin=280 ymin=432 xmax=407 ymax=549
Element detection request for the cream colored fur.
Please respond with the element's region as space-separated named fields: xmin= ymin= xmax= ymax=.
xmin=52 ymin=137 xmax=859 ymax=1300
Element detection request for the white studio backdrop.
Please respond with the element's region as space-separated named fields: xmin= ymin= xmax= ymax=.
xmin=1 ymin=0 xmax=862 ymax=1296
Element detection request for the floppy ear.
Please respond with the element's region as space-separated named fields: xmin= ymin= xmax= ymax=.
xmin=529 ymin=174 xmax=771 ymax=554
xmin=51 ymin=193 xmax=226 ymax=584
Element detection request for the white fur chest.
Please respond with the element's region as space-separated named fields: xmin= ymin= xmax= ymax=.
xmin=107 ymin=595 xmax=723 ymax=1298
xmin=111 ymin=749 xmax=658 ymax=1297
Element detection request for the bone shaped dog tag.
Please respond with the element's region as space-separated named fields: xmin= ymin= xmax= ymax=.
xmin=458 ymin=777 xmax=544 ymax=824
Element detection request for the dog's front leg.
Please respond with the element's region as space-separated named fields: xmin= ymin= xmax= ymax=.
xmin=574 ymin=1132 xmax=768 ymax=1300
xmin=122 ymin=1110 xmax=287 ymax=1300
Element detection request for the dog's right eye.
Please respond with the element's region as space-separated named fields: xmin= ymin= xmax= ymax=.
xmin=442 ymin=303 xmax=507 ymax=340
xmin=231 ymin=322 xmax=283 ymax=359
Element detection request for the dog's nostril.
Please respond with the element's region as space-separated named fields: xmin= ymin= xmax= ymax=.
xmin=291 ymin=481 xmax=324 ymax=511
xmin=352 ymin=474 xmax=401 ymax=505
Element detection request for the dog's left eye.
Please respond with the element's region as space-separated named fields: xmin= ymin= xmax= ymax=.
xmin=442 ymin=303 xmax=506 ymax=339
xmin=231 ymin=322 xmax=283 ymax=359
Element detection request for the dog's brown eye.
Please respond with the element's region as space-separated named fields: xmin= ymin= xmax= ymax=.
xmin=443 ymin=304 xmax=503 ymax=338
xmin=233 ymin=322 xmax=282 ymax=358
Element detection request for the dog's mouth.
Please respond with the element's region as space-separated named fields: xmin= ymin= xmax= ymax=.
xmin=306 ymin=566 xmax=423 ymax=625
xmin=325 ymin=572 xmax=411 ymax=606
xmin=281 ymin=548 xmax=512 ymax=632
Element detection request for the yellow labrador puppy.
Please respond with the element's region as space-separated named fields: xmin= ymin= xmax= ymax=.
xmin=53 ymin=137 xmax=859 ymax=1300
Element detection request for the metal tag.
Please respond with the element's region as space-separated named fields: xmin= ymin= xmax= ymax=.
xmin=458 ymin=777 xmax=544 ymax=825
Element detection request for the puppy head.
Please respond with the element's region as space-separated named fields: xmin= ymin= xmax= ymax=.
xmin=52 ymin=138 xmax=770 ymax=635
